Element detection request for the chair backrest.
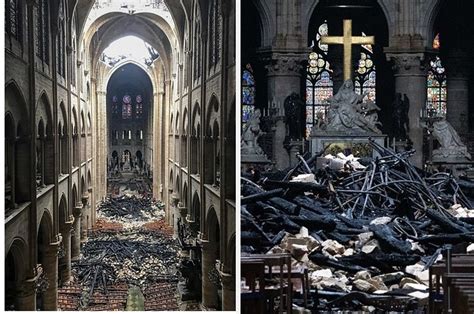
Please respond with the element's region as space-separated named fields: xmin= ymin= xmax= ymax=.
xmin=241 ymin=259 xmax=266 ymax=292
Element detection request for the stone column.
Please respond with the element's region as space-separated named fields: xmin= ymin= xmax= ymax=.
xmin=16 ymin=277 xmax=37 ymax=310
xmin=59 ymin=218 xmax=74 ymax=285
xmin=220 ymin=271 xmax=235 ymax=311
xmin=88 ymin=187 xmax=95 ymax=226
xmin=97 ymin=91 xmax=107 ymax=200
xmin=272 ymin=117 xmax=289 ymax=170
xmin=81 ymin=193 xmax=89 ymax=242
xmin=260 ymin=52 xmax=307 ymax=169
xmin=386 ymin=52 xmax=427 ymax=167
xmin=71 ymin=204 xmax=83 ymax=260
xmin=201 ymin=240 xmax=218 ymax=309
xmin=43 ymin=238 xmax=60 ymax=311
xmin=444 ymin=49 xmax=471 ymax=132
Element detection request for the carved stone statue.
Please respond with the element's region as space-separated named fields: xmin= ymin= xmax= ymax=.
xmin=284 ymin=92 xmax=305 ymax=140
xmin=430 ymin=119 xmax=471 ymax=161
xmin=392 ymin=93 xmax=410 ymax=140
xmin=241 ymin=109 xmax=265 ymax=156
xmin=319 ymin=80 xmax=382 ymax=134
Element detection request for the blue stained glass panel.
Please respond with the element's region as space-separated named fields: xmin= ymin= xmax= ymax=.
xmin=242 ymin=104 xmax=255 ymax=129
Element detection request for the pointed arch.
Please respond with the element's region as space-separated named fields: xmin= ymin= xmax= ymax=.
xmin=191 ymin=191 xmax=201 ymax=223
xmin=36 ymin=91 xmax=53 ymax=136
xmin=5 ymin=237 xmax=29 ymax=310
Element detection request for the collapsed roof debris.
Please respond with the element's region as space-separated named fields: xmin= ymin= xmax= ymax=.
xmin=241 ymin=139 xmax=474 ymax=312
xmin=59 ymin=196 xmax=179 ymax=311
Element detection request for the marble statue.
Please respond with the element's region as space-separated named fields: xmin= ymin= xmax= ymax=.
xmin=241 ymin=109 xmax=265 ymax=156
xmin=430 ymin=119 xmax=471 ymax=160
xmin=321 ymin=80 xmax=382 ymax=134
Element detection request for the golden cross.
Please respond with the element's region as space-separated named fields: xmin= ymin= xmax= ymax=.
xmin=321 ymin=19 xmax=375 ymax=81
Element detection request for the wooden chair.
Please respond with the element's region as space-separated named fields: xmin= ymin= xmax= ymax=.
xmin=429 ymin=252 xmax=474 ymax=313
xmin=242 ymin=253 xmax=293 ymax=313
xmin=241 ymin=260 xmax=267 ymax=314
xmin=443 ymin=273 xmax=474 ymax=313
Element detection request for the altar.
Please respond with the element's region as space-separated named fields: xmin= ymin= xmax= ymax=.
xmin=310 ymin=132 xmax=386 ymax=158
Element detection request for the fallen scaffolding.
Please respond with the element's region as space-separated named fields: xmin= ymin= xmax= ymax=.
xmin=241 ymin=139 xmax=474 ymax=312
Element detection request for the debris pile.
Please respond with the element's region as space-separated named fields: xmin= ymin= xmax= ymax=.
xmin=68 ymin=191 xmax=179 ymax=310
xmin=241 ymin=140 xmax=474 ymax=311
xmin=73 ymin=229 xmax=179 ymax=295
xmin=98 ymin=195 xmax=165 ymax=223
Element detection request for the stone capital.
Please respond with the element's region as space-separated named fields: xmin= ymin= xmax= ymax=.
xmin=73 ymin=205 xmax=83 ymax=218
xmin=63 ymin=217 xmax=74 ymax=230
xmin=44 ymin=238 xmax=61 ymax=258
xmin=259 ymin=51 xmax=308 ymax=77
xmin=81 ymin=193 xmax=89 ymax=206
xmin=385 ymin=51 xmax=428 ymax=76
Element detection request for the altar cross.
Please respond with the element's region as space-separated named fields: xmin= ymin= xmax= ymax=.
xmin=321 ymin=19 xmax=375 ymax=81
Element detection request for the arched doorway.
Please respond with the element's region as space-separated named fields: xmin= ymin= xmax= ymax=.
xmin=58 ymin=195 xmax=71 ymax=286
xmin=5 ymin=239 xmax=29 ymax=310
xmin=203 ymin=207 xmax=221 ymax=310
xmin=37 ymin=211 xmax=57 ymax=310
xmin=136 ymin=150 xmax=143 ymax=170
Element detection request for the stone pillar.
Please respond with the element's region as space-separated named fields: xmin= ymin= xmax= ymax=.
xmin=272 ymin=118 xmax=289 ymax=170
xmin=444 ymin=49 xmax=471 ymax=132
xmin=260 ymin=52 xmax=307 ymax=169
xmin=220 ymin=271 xmax=235 ymax=311
xmin=43 ymin=239 xmax=60 ymax=310
xmin=81 ymin=193 xmax=89 ymax=242
xmin=386 ymin=52 xmax=427 ymax=167
xmin=71 ymin=204 xmax=83 ymax=260
xmin=88 ymin=187 xmax=95 ymax=226
xmin=201 ymin=240 xmax=218 ymax=309
xmin=16 ymin=277 xmax=36 ymax=310
xmin=59 ymin=218 xmax=73 ymax=285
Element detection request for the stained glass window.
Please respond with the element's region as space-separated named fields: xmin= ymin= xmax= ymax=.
xmin=306 ymin=21 xmax=333 ymax=137
xmin=426 ymin=56 xmax=447 ymax=117
xmin=136 ymin=95 xmax=143 ymax=118
xmin=56 ymin=23 xmax=66 ymax=76
xmin=242 ymin=64 xmax=256 ymax=129
xmin=425 ymin=33 xmax=447 ymax=117
xmin=122 ymin=95 xmax=132 ymax=119
xmin=354 ymin=49 xmax=376 ymax=103
xmin=6 ymin=0 xmax=22 ymax=42
xmin=35 ymin=0 xmax=49 ymax=63
xmin=112 ymin=96 xmax=119 ymax=115
xmin=208 ymin=0 xmax=221 ymax=69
